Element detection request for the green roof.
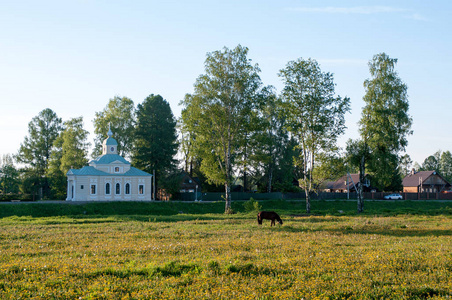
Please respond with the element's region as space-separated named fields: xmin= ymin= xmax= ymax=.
xmin=105 ymin=137 xmax=118 ymax=146
xmin=90 ymin=154 xmax=130 ymax=165
xmin=67 ymin=166 xmax=151 ymax=177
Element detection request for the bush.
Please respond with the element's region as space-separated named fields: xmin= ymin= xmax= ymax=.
xmin=0 ymin=194 xmax=33 ymax=202
xmin=243 ymin=197 xmax=262 ymax=212
xmin=224 ymin=207 xmax=236 ymax=214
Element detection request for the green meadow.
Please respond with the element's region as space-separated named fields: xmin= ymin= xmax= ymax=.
xmin=1 ymin=200 xmax=452 ymax=299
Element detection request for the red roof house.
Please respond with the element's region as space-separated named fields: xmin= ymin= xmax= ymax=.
xmin=402 ymin=170 xmax=450 ymax=193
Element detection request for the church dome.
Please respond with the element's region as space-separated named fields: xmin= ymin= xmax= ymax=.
xmin=105 ymin=137 xmax=118 ymax=146
xmin=102 ymin=127 xmax=118 ymax=155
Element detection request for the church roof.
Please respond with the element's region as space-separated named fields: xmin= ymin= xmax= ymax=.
xmin=90 ymin=154 xmax=130 ymax=165
xmin=67 ymin=166 xmax=151 ymax=176
xmin=104 ymin=137 xmax=118 ymax=146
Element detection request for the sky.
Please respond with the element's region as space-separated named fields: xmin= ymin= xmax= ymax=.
xmin=1 ymin=0 xmax=451 ymax=166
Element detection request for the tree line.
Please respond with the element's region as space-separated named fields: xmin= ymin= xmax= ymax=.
xmin=0 ymin=45 xmax=414 ymax=213
xmin=1 ymin=95 xmax=178 ymax=201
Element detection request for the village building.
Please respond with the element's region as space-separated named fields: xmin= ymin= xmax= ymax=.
xmin=66 ymin=128 xmax=153 ymax=201
xmin=322 ymin=174 xmax=373 ymax=193
xmin=402 ymin=170 xmax=450 ymax=193
xmin=158 ymin=171 xmax=202 ymax=201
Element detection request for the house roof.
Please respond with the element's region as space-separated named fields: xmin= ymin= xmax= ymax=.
xmin=402 ymin=171 xmax=436 ymax=187
xmin=90 ymin=154 xmax=130 ymax=165
xmin=324 ymin=174 xmax=359 ymax=190
xmin=67 ymin=166 xmax=151 ymax=177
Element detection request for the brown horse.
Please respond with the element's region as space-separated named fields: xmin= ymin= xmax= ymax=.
xmin=257 ymin=211 xmax=283 ymax=226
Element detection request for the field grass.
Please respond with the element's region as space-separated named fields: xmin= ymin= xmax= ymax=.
xmin=1 ymin=200 xmax=452 ymax=299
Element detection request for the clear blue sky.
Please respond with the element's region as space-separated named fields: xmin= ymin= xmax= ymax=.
xmin=1 ymin=0 xmax=451 ymax=166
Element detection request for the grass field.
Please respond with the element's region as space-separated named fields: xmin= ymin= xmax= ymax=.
xmin=1 ymin=200 xmax=452 ymax=299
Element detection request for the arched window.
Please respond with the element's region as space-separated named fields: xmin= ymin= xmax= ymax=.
xmin=125 ymin=183 xmax=130 ymax=195
xmin=105 ymin=183 xmax=110 ymax=195
xmin=115 ymin=183 xmax=121 ymax=195
xmin=90 ymin=185 xmax=96 ymax=195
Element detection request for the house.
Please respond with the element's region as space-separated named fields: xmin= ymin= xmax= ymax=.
xmin=402 ymin=170 xmax=450 ymax=193
xmin=66 ymin=128 xmax=153 ymax=201
xmin=178 ymin=171 xmax=202 ymax=194
xmin=157 ymin=171 xmax=202 ymax=201
xmin=323 ymin=174 xmax=373 ymax=193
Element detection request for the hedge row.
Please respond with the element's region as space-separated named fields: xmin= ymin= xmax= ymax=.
xmin=0 ymin=194 xmax=34 ymax=201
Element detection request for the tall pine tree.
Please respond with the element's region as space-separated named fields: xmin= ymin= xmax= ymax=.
xmin=132 ymin=94 xmax=178 ymax=199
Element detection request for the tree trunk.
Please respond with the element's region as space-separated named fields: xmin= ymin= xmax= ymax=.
xmin=224 ymin=136 xmax=232 ymax=213
xmin=243 ymin=138 xmax=247 ymax=192
xmin=357 ymin=155 xmax=365 ymax=213
xmin=224 ymin=182 xmax=231 ymax=212
xmin=267 ymin=166 xmax=273 ymax=193
xmin=243 ymin=169 xmax=247 ymax=192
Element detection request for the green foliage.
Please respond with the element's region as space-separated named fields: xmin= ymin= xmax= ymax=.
xmin=359 ymin=53 xmax=412 ymax=191
xmin=246 ymin=90 xmax=300 ymax=193
xmin=312 ymin=150 xmax=347 ymax=190
xmin=16 ymin=108 xmax=63 ymax=198
xmin=0 ymin=194 xmax=32 ymax=201
xmin=279 ymin=58 xmax=351 ymax=212
xmin=399 ymin=154 xmax=413 ymax=177
xmin=92 ymin=96 xmax=135 ymax=157
xmin=180 ymin=45 xmax=264 ymax=211
xmin=420 ymin=150 xmax=441 ymax=172
xmin=416 ymin=150 xmax=452 ymax=183
xmin=439 ymin=150 xmax=452 ymax=182
xmin=2 ymin=200 xmax=452 ymax=219
xmin=0 ymin=154 xmax=19 ymax=194
xmin=243 ymin=197 xmax=262 ymax=212
xmin=224 ymin=207 xmax=236 ymax=215
xmin=47 ymin=117 xmax=90 ymax=199
xmin=158 ymin=171 xmax=184 ymax=200
xmin=132 ymin=94 xmax=178 ymax=199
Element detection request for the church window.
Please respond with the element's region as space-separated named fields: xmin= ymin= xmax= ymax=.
xmin=115 ymin=183 xmax=121 ymax=195
xmin=114 ymin=167 xmax=120 ymax=173
xmin=125 ymin=183 xmax=130 ymax=195
xmin=81 ymin=185 xmax=84 ymax=189
xmin=139 ymin=185 xmax=144 ymax=194
xmin=90 ymin=184 xmax=96 ymax=195
xmin=105 ymin=183 xmax=111 ymax=195
xmin=111 ymin=146 xmax=115 ymax=152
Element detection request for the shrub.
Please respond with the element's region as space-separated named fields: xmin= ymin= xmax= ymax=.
xmin=224 ymin=207 xmax=236 ymax=214
xmin=243 ymin=197 xmax=262 ymax=212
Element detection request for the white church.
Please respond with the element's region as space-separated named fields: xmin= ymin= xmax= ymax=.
xmin=66 ymin=128 xmax=153 ymax=201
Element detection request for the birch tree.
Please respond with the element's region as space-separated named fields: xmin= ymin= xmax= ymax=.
xmin=180 ymin=45 xmax=262 ymax=213
xmin=359 ymin=53 xmax=412 ymax=193
xmin=279 ymin=58 xmax=350 ymax=213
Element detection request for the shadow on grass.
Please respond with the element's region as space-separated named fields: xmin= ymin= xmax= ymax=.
xmin=271 ymin=220 xmax=452 ymax=237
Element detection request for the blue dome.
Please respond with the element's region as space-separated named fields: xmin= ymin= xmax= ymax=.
xmin=105 ymin=137 xmax=118 ymax=146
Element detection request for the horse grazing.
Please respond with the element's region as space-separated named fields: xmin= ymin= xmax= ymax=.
xmin=257 ymin=211 xmax=283 ymax=226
